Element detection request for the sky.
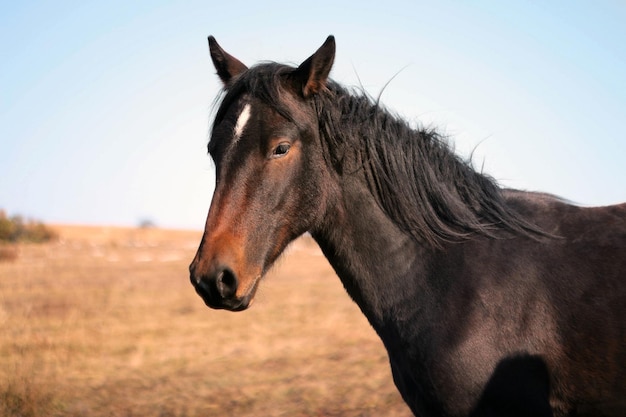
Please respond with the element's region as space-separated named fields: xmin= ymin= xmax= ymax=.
xmin=1 ymin=1 xmax=625 ymax=229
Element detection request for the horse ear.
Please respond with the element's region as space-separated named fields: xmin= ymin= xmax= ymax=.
xmin=208 ymin=36 xmax=248 ymax=85
xmin=293 ymin=35 xmax=336 ymax=98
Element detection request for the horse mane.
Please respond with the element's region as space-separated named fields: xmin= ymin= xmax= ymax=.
xmin=216 ymin=63 xmax=548 ymax=247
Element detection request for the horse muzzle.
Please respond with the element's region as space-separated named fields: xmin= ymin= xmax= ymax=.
xmin=189 ymin=264 xmax=258 ymax=311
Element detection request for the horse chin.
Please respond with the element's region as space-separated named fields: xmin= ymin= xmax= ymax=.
xmin=201 ymin=295 xmax=251 ymax=312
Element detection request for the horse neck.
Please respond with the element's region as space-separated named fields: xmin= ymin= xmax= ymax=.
xmin=310 ymin=170 xmax=434 ymax=333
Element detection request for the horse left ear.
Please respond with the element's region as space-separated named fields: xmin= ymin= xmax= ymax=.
xmin=293 ymin=35 xmax=336 ymax=98
xmin=208 ymin=36 xmax=248 ymax=85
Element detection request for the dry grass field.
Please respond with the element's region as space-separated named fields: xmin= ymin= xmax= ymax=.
xmin=0 ymin=225 xmax=412 ymax=417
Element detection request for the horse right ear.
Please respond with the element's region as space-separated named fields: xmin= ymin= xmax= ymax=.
xmin=208 ymin=36 xmax=248 ymax=85
xmin=293 ymin=35 xmax=336 ymax=98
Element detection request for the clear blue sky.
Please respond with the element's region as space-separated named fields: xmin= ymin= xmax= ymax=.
xmin=1 ymin=1 xmax=625 ymax=229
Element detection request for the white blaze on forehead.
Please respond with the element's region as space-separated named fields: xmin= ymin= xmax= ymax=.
xmin=233 ymin=103 xmax=251 ymax=141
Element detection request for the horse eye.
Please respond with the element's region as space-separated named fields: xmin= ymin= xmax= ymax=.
xmin=271 ymin=143 xmax=291 ymax=158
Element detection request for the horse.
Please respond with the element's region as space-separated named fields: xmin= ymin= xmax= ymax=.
xmin=189 ymin=36 xmax=626 ymax=417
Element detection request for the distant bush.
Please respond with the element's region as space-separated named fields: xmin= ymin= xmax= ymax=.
xmin=138 ymin=218 xmax=157 ymax=229
xmin=0 ymin=210 xmax=57 ymax=243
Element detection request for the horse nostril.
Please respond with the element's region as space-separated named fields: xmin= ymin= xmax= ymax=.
xmin=216 ymin=267 xmax=238 ymax=299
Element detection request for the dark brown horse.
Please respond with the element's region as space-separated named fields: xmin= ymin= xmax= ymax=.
xmin=189 ymin=36 xmax=626 ymax=416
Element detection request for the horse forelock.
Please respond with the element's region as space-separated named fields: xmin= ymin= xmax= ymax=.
xmin=213 ymin=63 xmax=299 ymax=126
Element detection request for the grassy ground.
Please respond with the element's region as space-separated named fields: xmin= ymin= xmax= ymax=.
xmin=0 ymin=225 xmax=412 ymax=416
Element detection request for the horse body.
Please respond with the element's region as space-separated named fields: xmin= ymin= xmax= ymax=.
xmin=313 ymin=182 xmax=626 ymax=416
xmin=189 ymin=36 xmax=626 ymax=416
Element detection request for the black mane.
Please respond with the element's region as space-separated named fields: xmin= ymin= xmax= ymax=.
xmin=216 ymin=63 xmax=547 ymax=247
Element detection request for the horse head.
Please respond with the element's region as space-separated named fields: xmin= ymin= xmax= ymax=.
xmin=189 ymin=36 xmax=336 ymax=311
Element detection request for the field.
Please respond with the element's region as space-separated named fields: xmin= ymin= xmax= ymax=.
xmin=0 ymin=225 xmax=412 ymax=416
